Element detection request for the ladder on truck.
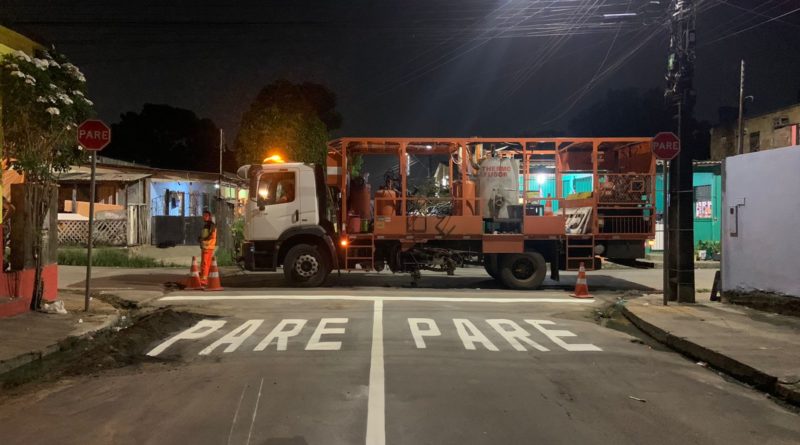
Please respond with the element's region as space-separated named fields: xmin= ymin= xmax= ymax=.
xmin=566 ymin=234 xmax=596 ymax=271
xmin=564 ymin=206 xmax=595 ymax=270
xmin=344 ymin=234 xmax=375 ymax=271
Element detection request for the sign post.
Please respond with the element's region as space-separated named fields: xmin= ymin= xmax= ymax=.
xmin=77 ymin=120 xmax=111 ymax=311
xmin=652 ymin=132 xmax=681 ymax=306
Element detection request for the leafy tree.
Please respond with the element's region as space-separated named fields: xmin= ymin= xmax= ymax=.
xmin=235 ymin=80 xmax=341 ymax=166
xmin=103 ymin=104 xmax=236 ymax=172
xmin=1 ymin=48 xmax=93 ymax=307
xmin=348 ymin=154 xmax=364 ymax=176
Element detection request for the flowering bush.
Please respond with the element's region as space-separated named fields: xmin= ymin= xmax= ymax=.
xmin=1 ymin=48 xmax=94 ymax=182
xmin=1 ymin=48 xmax=95 ymax=306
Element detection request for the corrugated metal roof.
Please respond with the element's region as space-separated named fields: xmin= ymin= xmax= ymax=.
xmin=58 ymin=172 xmax=152 ymax=182
xmin=58 ymin=159 xmax=245 ymax=185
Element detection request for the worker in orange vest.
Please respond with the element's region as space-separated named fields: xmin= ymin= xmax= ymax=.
xmin=198 ymin=209 xmax=217 ymax=285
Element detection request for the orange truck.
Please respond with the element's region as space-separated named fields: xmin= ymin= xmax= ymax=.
xmin=237 ymin=137 xmax=656 ymax=289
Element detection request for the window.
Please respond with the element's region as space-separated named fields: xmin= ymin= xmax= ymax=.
xmin=257 ymin=171 xmax=296 ymax=205
xmin=772 ymin=116 xmax=789 ymax=129
xmin=749 ymin=131 xmax=760 ymax=152
xmin=694 ymin=185 xmax=712 ymax=218
xmin=165 ymin=190 xmax=185 ymax=216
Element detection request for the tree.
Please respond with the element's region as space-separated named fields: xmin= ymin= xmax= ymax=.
xmin=1 ymin=48 xmax=93 ymax=307
xmin=235 ymin=80 xmax=341 ymax=166
xmin=103 ymin=104 xmax=237 ymax=172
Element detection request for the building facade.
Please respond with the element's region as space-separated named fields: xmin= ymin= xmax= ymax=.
xmin=710 ymin=104 xmax=800 ymax=160
xmin=57 ymin=156 xmax=246 ymax=247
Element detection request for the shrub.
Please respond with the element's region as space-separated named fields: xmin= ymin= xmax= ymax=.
xmin=58 ymin=248 xmax=176 ymax=267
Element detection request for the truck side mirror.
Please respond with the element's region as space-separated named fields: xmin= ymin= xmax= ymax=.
xmin=248 ymin=165 xmax=261 ymax=202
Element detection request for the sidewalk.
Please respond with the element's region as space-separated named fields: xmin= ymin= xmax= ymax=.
xmin=0 ymin=291 xmax=120 ymax=375
xmin=643 ymin=252 xmax=720 ymax=270
xmin=623 ymin=294 xmax=800 ymax=405
xmin=1 ymin=266 xmax=180 ymax=378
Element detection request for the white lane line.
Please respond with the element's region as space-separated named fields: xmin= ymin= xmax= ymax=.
xmin=226 ymin=383 xmax=248 ymax=445
xmin=160 ymin=295 xmax=594 ymax=304
xmin=246 ymin=378 xmax=265 ymax=445
xmin=366 ymin=300 xmax=385 ymax=445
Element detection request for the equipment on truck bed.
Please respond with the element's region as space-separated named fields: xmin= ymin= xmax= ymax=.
xmin=238 ymin=137 xmax=657 ymax=289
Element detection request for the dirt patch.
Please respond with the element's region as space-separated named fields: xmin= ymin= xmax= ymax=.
xmin=93 ymin=292 xmax=141 ymax=310
xmin=723 ymin=291 xmax=800 ymax=318
xmin=593 ymin=298 xmax=670 ymax=352
xmin=0 ymin=308 xmax=205 ymax=391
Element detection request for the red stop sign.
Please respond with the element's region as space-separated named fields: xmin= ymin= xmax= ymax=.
xmin=77 ymin=119 xmax=111 ymax=151
xmin=652 ymin=132 xmax=680 ymax=160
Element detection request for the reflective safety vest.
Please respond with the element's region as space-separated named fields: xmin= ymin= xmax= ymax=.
xmin=201 ymin=221 xmax=217 ymax=250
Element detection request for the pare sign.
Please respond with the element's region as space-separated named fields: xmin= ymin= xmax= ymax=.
xmin=652 ymin=132 xmax=680 ymax=160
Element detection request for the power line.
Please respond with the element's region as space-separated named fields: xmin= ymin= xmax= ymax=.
xmin=715 ymin=0 xmax=800 ymax=29
xmin=704 ymin=4 xmax=800 ymax=44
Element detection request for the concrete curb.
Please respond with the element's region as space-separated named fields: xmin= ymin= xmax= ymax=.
xmin=0 ymin=311 xmax=121 ymax=376
xmin=98 ymin=288 xmax=173 ymax=311
xmin=621 ymin=304 xmax=799 ymax=406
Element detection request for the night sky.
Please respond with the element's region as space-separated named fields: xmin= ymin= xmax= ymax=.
xmin=3 ymin=1 xmax=800 ymax=138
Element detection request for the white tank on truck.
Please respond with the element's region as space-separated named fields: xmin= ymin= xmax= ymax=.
xmin=477 ymin=156 xmax=520 ymax=219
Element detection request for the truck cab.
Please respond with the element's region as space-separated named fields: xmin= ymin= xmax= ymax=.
xmin=238 ymin=162 xmax=337 ymax=287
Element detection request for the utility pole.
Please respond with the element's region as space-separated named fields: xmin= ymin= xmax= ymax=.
xmin=737 ymin=60 xmax=745 ymax=155
xmin=664 ymin=0 xmax=696 ymax=303
xmin=218 ymin=129 xmax=224 ymax=203
xmin=84 ymin=152 xmax=97 ymax=311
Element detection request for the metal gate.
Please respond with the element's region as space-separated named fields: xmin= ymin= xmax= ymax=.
xmin=152 ymin=216 xmax=204 ymax=246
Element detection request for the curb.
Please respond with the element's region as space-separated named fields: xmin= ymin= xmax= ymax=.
xmin=621 ymin=303 xmax=799 ymax=406
xmin=95 ymin=289 xmax=169 ymax=311
xmin=0 ymin=311 xmax=121 ymax=376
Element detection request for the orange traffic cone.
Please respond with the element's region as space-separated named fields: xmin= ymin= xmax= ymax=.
xmin=571 ymin=262 xmax=591 ymax=298
xmin=185 ymin=256 xmax=204 ymax=290
xmin=204 ymin=257 xmax=224 ymax=291
xmin=544 ymin=199 xmax=554 ymax=216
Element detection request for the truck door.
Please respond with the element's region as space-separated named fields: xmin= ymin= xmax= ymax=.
xmin=248 ymin=169 xmax=301 ymax=240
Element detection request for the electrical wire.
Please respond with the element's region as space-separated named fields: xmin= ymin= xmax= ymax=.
xmin=703 ymin=4 xmax=800 ymax=45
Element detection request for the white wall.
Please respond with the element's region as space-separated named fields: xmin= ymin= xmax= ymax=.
xmin=722 ymin=146 xmax=800 ymax=298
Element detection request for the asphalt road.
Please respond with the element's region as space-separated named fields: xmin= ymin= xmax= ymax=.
xmin=58 ymin=265 xmax=720 ymax=294
xmin=1 ymin=284 xmax=798 ymax=445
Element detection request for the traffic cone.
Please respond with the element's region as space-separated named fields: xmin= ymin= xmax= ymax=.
xmin=185 ymin=256 xmax=204 ymax=290
xmin=571 ymin=262 xmax=591 ymax=298
xmin=544 ymin=199 xmax=554 ymax=216
xmin=204 ymin=257 xmax=224 ymax=291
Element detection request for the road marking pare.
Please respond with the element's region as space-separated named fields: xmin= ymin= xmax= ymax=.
xmin=147 ymin=317 xmax=601 ymax=356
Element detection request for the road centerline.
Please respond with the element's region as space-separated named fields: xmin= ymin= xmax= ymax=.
xmin=366 ymin=300 xmax=385 ymax=445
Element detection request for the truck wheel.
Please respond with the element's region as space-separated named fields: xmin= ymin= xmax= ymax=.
xmin=484 ymin=254 xmax=500 ymax=280
xmin=283 ymin=244 xmax=330 ymax=287
xmin=499 ymin=252 xmax=547 ymax=290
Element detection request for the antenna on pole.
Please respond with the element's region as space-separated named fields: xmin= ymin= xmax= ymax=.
xmin=737 ymin=60 xmax=746 ymax=155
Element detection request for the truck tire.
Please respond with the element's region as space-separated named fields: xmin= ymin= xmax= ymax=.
xmin=499 ymin=252 xmax=547 ymax=290
xmin=283 ymin=243 xmax=330 ymax=287
xmin=483 ymin=254 xmax=500 ymax=280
